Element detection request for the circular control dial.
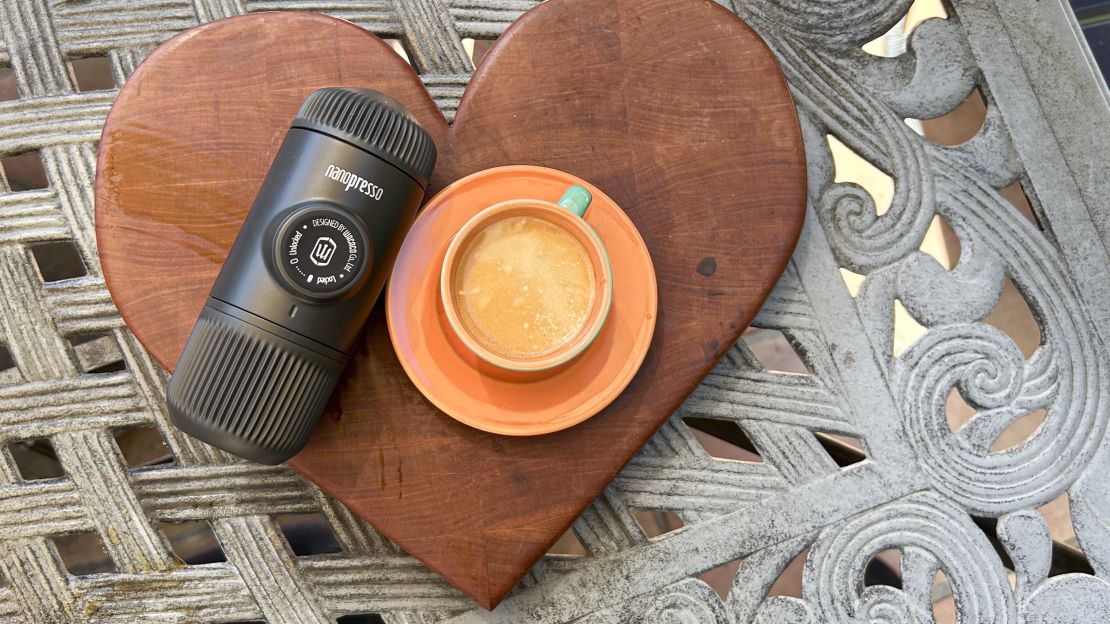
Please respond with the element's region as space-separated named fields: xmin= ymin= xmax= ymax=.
xmin=275 ymin=206 xmax=371 ymax=299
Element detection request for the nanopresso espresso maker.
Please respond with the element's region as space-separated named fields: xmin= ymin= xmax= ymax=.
xmin=167 ymin=87 xmax=437 ymax=464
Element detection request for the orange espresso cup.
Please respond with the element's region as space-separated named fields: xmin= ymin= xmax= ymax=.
xmin=439 ymin=185 xmax=613 ymax=372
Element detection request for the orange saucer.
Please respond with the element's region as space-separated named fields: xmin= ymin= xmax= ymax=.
xmin=386 ymin=166 xmax=657 ymax=436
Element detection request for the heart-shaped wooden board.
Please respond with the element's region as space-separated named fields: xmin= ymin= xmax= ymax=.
xmin=95 ymin=0 xmax=805 ymax=608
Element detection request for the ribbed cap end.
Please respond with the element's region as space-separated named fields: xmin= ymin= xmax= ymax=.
xmin=293 ymin=87 xmax=437 ymax=187
xmin=167 ymin=306 xmax=345 ymax=465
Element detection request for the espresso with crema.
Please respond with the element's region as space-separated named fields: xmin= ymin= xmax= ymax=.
xmin=454 ymin=216 xmax=595 ymax=358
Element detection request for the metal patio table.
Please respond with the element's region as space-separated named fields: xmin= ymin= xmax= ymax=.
xmin=1 ymin=0 xmax=1109 ymax=622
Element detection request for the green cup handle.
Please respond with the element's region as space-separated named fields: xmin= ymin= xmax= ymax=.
xmin=557 ymin=184 xmax=593 ymax=218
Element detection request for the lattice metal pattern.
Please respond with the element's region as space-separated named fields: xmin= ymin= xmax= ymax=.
xmin=1 ymin=0 xmax=1109 ymax=622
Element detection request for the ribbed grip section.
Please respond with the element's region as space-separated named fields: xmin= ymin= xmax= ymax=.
xmin=167 ymin=306 xmax=345 ymax=465
xmin=293 ymin=87 xmax=437 ymax=187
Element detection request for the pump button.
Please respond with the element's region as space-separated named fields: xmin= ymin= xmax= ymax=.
xmin=275 ymin=206 xmax=371 ymax=299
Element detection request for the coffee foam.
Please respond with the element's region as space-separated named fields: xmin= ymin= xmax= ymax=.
xmin=454 ymin=216 xmax=595 ymax=359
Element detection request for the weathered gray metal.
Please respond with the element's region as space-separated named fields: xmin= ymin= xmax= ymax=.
xmin=0 ymin=0 xmax=1108 ymax=622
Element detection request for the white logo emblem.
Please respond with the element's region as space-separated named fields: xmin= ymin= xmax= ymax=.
xmin=310 ymin=237 xmax=336 ymax=267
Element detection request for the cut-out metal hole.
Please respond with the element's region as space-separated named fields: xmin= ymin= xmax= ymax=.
xmin=990 ymin=409 xmax=1046 ymax=454
xmin=916 ymin=88 xmax=987 ymax=147
xmin=1040 ymin=495 xmax=1092 ymax=577
xmin=52 ymin=531 xmax=117 ymax=575
xmin=985 ymin=277 xmax=1041 ymax=359
xmin=157 ymin=520 xmax=226 ymax=564
xmin=861 ymin=20 xmax=906 ymax=58
xmin=827 ymin=134 xmax=893 ymax=216
xmin=973 ymin=513 xmax=1091 ymax=577
xmin=905 ymin=0 xmax=948 ymax=31
xmin=893 ymin=299 xmax=928 ymax=358
xmin=945 ymin=387 xmax=975 ymax=434
xmin=744 ymin=329 xmax=810 ymax=375
xmin=0 ymin=343 xmax=15 ymax=372
xmin=699 ymin=558 xmax=742 ymax=600
xmin=275 ymin=513 xmax=342 ymax=556
xmin=863 ymin=549 xmax=902 ymax=588
xmin=813 ymin=432 xmax=867 ymax=467
xmin=861 ymin=0 xmax=948 ymax=57
xmin=840 ymin=267 xmax=865 ymax=297
xmin=0 ymin=65 xmax=17 ymax=101
xmin=932 ymin=569 xmax=955 ymax=622
xmin=919 ymin=214 xmax=960 ymax=271
xmin=682 ymin=417 xmax=762 ymax=463
xmin=67 ymin=56 xmax=115 ymax=92
xmin=10 ymin=438 xmax=64 ymax=480
xmin=30 ymin=240 xmax=87 ymax=282
xmin=337 ymin=615 xmax=386 ymax=624
xmin=767 ymin=548 xmax=809 ymax=598
xmin=546 ymin=526 xmax=586 ymax=557
xmin=999 ymin=180 xmax=1041 ymax=230
xmin=1 ymin=150 xmax=48 ymax=191
xmin=1039 ymin=492 xmax=1077 ymax=551
xmin=382 ymin=39 xmax=411 ymax=66
xmin=462 ymin=37 xmax=497 ymax=67
xmin=630 ymin=508 xmax=683 ymax=539
xmin=113 ymin=426 xmax=174 ymax=468
xmin=972 ymin=515 xmax=1014 ymax=573
xmin=69 ymin=333 xmax=125 ymax=374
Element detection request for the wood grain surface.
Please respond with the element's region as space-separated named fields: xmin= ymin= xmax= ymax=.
xmin=95 ymin=1 xmax=806 ymax=609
